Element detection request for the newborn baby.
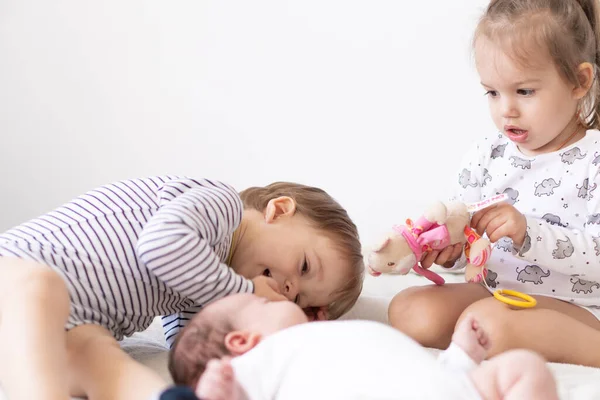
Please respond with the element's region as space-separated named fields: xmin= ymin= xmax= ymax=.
xmin=169 ymin=294 xmax=558 ymax=400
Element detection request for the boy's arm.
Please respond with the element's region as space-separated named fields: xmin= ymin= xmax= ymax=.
xmin=136 ymin=179 xmax=254 ymax=313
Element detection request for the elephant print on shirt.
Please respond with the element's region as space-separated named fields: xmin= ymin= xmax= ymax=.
xmin=485 ymin=270 xmax=498 ymax=288
xmin=588 ymin=214 xmax=600 ymax=226
xmin=592 ymin=152 xmax=600 ymax=166
xmin=570 ymin=277 xmax=600 ymax=294
xmin=542 ymin=213 xmax=569 ymax=228
xmin=497 ymin=188 xmax=519 ymax=205
xmin=491 ymin=143 xmax=508 ymax=159
xmin=482 ymin=169 xmax=492 ymax=186
xmin=560 ymin=147 xmax=586 ymax=164
xmin=496 ymin=237 xmax=513 ymax=252
xmin=553 ymin=237 xmax=574 ymax=259
xmin=516 ymin=265 xmax=550 ymax=284
xmin=459 ymin=169 xmax=478 ymax=189
xmin=594 ymin=236 xmax=600 ymax=256
xmin=576 ymin=178 xmax=598 ymax=201
xmin=517 ymin=231 xmax=532 ymax=257
xmin=509 ymin=156 xmax=532 ymax=169
xmin=534 ymin=179 xmax=561 ymax=197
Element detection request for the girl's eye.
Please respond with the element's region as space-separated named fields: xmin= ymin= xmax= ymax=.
xmin=484 ymin=90 xmax=498 ymax=97
xmin=263 ymin=269 xmax=271 ymax=277
xmin=517 ymin=89 xmax=535 ymax=96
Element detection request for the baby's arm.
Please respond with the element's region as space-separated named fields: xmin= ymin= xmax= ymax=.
xmin=136 ymin=179 xmax=254 ymax=345
xmin=437 ymin=314 xmax=489 ymax=372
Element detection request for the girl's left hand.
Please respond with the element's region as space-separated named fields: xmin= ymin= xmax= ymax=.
xmin=471 ymin=203 xmax=527 ymax=247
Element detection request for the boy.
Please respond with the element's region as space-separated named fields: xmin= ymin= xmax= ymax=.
xmin=0 ymin=176 xmax=364 ymax=400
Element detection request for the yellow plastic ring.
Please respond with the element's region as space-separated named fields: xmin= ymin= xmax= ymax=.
xmin=493 ymin=289 xmax=537 ymax=308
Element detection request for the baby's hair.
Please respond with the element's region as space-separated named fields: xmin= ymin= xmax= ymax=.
xmin=474 ymin=0 xmax=600 ymax=129
xmin=239 ymin=182 xmax=364 ymax=319
xmin=168 ymin=312 xmax=233 ymax=387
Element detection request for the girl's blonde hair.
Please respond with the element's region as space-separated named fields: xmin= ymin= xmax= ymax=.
xmin=474 ymin=0 xmax=600 ymax=129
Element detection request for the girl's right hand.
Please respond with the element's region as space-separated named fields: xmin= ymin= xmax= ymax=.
xmin=420 ymin=243 xmax=463 ymax=270
xmin=252 ymin=275 xmax=288 ymax=302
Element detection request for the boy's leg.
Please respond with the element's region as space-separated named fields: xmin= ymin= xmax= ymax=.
xmin=66 ymin=323 xmax=169 ymax=400
xmin=458 ymin=295 xmax=600 ymax=366
xmin=469 ymin=350 xmax=558 ymax=400
xmin=388 ymin=283 xmax=490 ymax=348
xmin=0 ymin=257 xmax=71 ymax=400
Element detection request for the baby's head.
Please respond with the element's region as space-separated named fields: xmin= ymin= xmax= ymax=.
xmin=473 ymin=0 xmax=600 ymax=153
xmin=168 ymin=293 xmax=308 ymax=387
xmin=231 ymin=182 xmax=364 ymax=320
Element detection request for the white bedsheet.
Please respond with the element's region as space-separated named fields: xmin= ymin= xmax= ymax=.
xmin=1 ymin=271 xmax=599 ymax=399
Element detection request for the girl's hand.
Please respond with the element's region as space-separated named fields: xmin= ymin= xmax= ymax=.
xmin=421 ymin=243 xmax=464 ymax=269
xmin=471 ymin=203 xmax=527 ymax=247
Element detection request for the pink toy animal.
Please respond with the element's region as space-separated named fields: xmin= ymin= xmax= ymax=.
xmin=367 ymin=201 xmax=491 ymax=285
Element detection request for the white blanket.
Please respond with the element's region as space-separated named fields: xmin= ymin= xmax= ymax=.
xmin=1 ymin=271 xmax=599 ymax=399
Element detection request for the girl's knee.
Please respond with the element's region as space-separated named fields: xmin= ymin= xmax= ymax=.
xmin=388 ymin=286 xmax=452 ymax=347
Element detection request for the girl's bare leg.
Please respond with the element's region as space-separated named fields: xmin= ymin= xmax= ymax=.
xmin=388 ymin=283 xmax=490 ymax=348
xmin=458 ymin=295 xmax=600 ymax=366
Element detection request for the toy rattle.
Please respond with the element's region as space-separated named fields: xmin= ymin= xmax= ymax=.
xmin=367 ymin=195 xmax=536 ymax=308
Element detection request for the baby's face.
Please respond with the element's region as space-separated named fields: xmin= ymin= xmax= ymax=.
xmin=209 ymin=293 xmax=309 ymax=335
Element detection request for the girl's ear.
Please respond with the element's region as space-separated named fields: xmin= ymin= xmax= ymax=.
xmin=573 ymin=62 xmax=595 ymax=100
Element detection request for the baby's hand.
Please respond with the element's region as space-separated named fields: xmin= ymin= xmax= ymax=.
xmin=452 ymin=314 xmax=491 ymax=365
xmin=471 ymin=203 xmax=527 ymax=247
xmin=196 ymin=357 xmax=247 ymax=400
xmin=304 ymin=306 xmax=328 ymax=321
xmin=421 ymin=243 xmax=463 ymax=270
xmin=252 ymin=275 xmax=288 ymax=302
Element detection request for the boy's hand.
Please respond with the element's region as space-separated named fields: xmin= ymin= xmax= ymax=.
xmin=252 ymin=275 xmax=288 ymax=302
xmin=421 ymin=243 xmax=463 ymax=269
xmin=471 ymin=203 xmax=527 ymax=247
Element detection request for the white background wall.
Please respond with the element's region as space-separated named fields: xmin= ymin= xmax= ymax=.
xmin=0 ymin=0 xmax=495 ymax=247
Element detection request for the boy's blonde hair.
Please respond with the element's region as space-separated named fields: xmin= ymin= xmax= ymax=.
xmin=239 ymin=182 xmax=364 ymax=319
xmin=474 ymin=0 xmax=600 ymax=129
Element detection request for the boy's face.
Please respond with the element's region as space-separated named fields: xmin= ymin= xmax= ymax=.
xmin=232 ymin=197 xmax=351 ymax=310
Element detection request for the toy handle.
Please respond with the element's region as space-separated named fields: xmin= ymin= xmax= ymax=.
xmin=413 ymin=265 xmax=445 ymax=286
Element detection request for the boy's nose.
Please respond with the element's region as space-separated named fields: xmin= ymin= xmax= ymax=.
xmin=283 ymin=279 xmax=299 ymax=299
